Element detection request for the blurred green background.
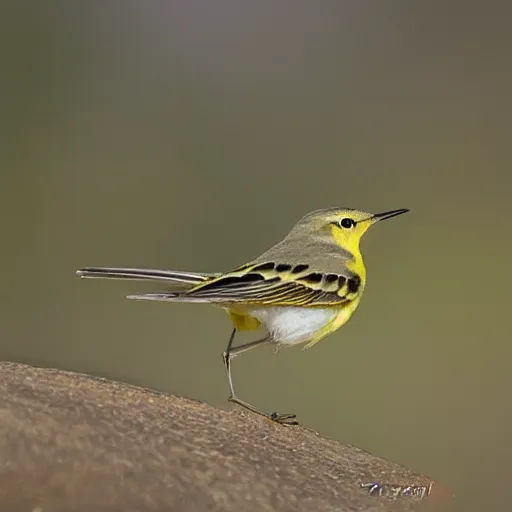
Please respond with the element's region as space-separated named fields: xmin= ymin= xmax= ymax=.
xmin=2 ymin=2 xmax=511 ymax=510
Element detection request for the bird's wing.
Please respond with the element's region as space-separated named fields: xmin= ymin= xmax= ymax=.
xmin=171 ymin=261 xmax=359 ymax=306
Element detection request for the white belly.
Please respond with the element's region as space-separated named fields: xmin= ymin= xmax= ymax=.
xmin=246 ymin=306 xmax=337 ymax=346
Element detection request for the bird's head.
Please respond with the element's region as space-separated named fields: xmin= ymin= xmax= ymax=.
xmin=290 ymin=207 xmax=409 ymax=257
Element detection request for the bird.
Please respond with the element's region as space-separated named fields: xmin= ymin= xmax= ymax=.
xmin=76 ymin=207 xmax=409 ymax=425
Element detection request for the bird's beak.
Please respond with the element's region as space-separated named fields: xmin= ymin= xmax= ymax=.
xmin=372 ymin=208 xmax=409 ymax=222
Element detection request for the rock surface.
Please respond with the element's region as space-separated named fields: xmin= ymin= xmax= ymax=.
xmin=0 ymin=362 xmax=451 ymax=511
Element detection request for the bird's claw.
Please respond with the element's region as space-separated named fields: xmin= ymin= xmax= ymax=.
xmin=269 ymin=411 xmax=299 ymax=426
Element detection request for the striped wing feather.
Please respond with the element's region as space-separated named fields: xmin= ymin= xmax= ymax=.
xmin=182 ymin=261 xmax=356 ymax=306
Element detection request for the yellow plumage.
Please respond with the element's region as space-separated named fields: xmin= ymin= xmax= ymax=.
xmin=227 ymin=309 xmax=261 ymax=331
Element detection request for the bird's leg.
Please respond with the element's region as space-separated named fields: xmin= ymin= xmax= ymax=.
xmin=222 ymin=328 xmax=298 ymax=426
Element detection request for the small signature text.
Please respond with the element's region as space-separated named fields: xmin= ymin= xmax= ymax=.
xmin=360 ymin=481 xmax=432 ymax=499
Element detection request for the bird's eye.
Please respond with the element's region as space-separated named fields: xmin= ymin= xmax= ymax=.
xmin=339 ymin=217 xmax=355 ymax=229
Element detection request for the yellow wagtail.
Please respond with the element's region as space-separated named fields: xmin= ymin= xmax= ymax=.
xmin=77 ymin=207 xmax=408 ymax=425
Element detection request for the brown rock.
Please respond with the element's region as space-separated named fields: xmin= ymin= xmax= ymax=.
xmin=0 ymin=362 xmax=451 ymax=511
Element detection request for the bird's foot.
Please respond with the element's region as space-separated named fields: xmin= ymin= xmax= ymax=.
xmin=227 ymin=396 xmax=299 ymax=426
xmin=269 ymin=411 xmax=299 ymax=426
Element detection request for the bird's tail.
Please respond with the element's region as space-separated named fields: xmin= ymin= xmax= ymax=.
xmin=76 ymin=266 xmax=230 ymax=303
xmin=76 ymin=266 xmax=218 ymax=286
